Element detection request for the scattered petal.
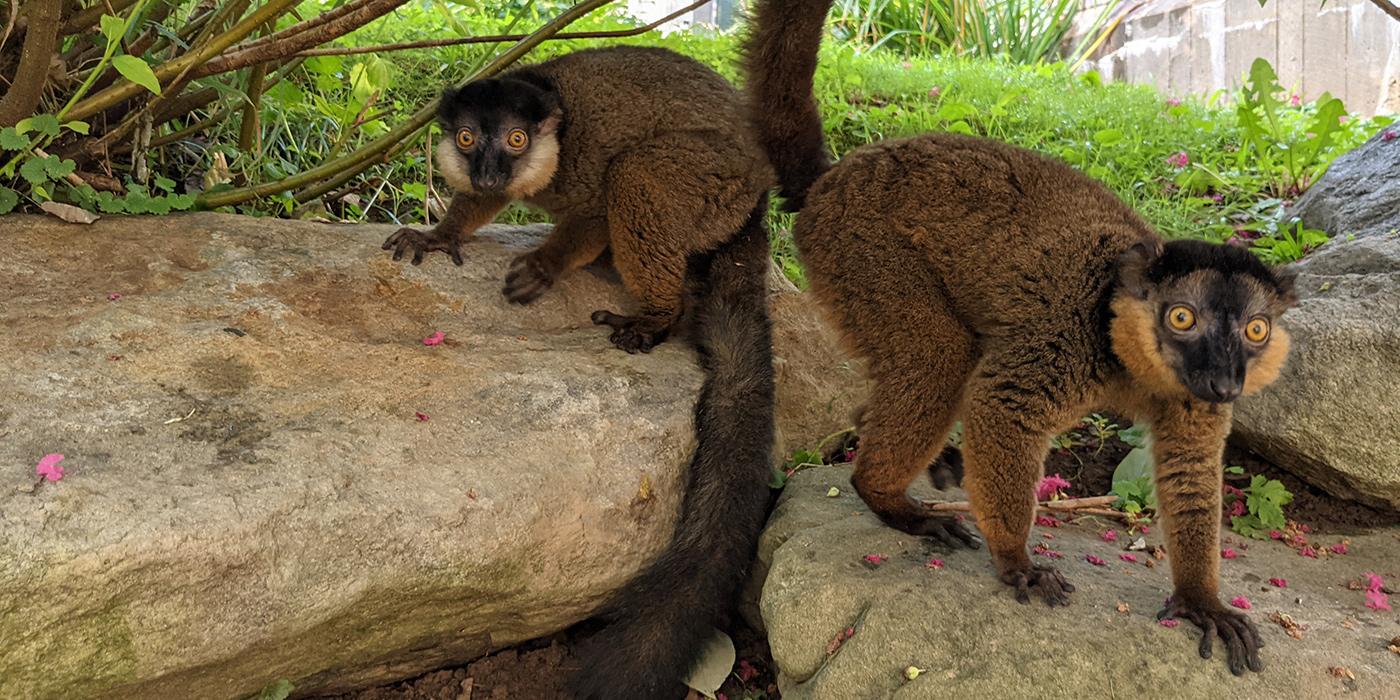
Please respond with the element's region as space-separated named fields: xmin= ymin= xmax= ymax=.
xmin=422 ymin=331 xmax=445 ymax=346
xmin=1230 ymin=596 xmax=1252 ymax=610
xmin=1383 ymin=130 xmax=1398 ymax=142
xmin=467 ymin=488 xmax=478 ymax=500
xmin=1288 ymin=93 xmax=1301 ymax=107
xmin=107 ymin=293 xmax=123 ymax=301
xmin=1101 ymin=529 xmax=1118 ymax=543
xmin=1159 ymin=618 xmax=1180 ymax=628
xmin=35 ymin=453 xmax=65 ymax=482
xmin=862 ymin=554 xmax=887 ymax=566
xmin=826 ymin=487 xmax=840 ymax=497
xmin=928 ymin=86 xmax=941 ymax=99
xmin=1034 ymin=515 xmax=1060 ymax=528
xmin=1119 ymin=553 xmax=1138 ymax=563
xmin=1166 ymin=151 xmax=1190 ymax=168
xmin=1269 ymin=530 xmax=1283 ymax=540
xmin=1269 ymin=611 xmax=1304 ymax=640
xmin=1227 ymin=500 xmax=1246 ymax=517
xmin=1041 ymin=532 xmax=1055 ymax=540
xmin=926 ymin=558 xmax=945 ymax=570
xmin=1299 ymin=545 xmax=1317 ymax=558
xmin=737 ymin=659 xmax=758 ymax=683
xmin=1363 ymin=572 xmax=1391 ymax=610
xmin=414 ymin=412 xmax=430 ymax=422
xmin=845 ymin=627 xmax=855 ymax=639
xmin=1165 ymin=97 xmax=1182 ymax=107
xmin=1086 ymin=554 xmax=1107 ymax=567
xmin=1269 ymin=577 xmax=1288 ymax=588
xmin=1032 ymin=543 xmax=1062 ymax=558
xmin=1221 ymin=548 xmax=1238 ymax=560
xmin=1328 ymin=541 xmax=1348 ymax=555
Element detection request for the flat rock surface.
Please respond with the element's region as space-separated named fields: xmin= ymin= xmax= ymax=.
xmin=0 ymin=213 xmax=857 ymax=699
xmin=758 ymin=467 xmax=1400 ymax=700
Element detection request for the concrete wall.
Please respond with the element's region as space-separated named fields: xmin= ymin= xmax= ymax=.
xmin=1078 ymin=0 xmax=1400 ymax=115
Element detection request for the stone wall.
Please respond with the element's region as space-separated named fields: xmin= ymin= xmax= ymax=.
xmin=1075 ymin=0 xmax=1400 ymax=115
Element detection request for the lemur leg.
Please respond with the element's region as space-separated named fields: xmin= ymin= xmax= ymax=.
xmin=1148 ymin=400 xmax=1263 ymax=675
xmin=504 ymin=216 xmax=610 ymax=304
xmin=594 ymin=133 xmax=761 ymax=353
xmin=801 ymin=224 xmax=980 ymax=547
xmin=960 ymin=341 xmax=1086 ymax=606
xmin=383 ymin=192 xmax=509 ymax=266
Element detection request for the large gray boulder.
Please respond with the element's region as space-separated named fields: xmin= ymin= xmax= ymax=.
xmin=0 ymin=213 xmax=857 ymax=699
xmin=1233 ymin=127 xmax=1400 ymax=510
xmin=757 ymin=467 xmax=1400 ymax=699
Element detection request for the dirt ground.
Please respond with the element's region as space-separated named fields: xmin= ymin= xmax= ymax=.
xmin=330 ymin=423 xmax=1395 ymax=700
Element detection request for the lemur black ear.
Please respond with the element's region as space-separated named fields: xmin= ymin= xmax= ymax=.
xmin=1271 ymin=265 xmax=1300 ymax=308
xmin=436 ymin=85 xmax=462 ymax=124
xmin=1116 ymin=239 xmax=1162 ymax=300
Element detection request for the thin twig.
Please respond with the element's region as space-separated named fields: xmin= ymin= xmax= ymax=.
xmin=925 ymin=495 xmax=1130 ymax=520
xmin=296 ymin=0 xmax=711 ymax=57
xmin=193 ymin=0 xmax=410 ymax=78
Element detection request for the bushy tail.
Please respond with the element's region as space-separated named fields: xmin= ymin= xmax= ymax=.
xmin=742 ymin=0 xmax=836 ymax=211
xmin=573 ymin=200 xmax=776 ymax=700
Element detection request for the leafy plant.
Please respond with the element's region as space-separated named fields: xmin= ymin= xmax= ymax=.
xmin=770 ymin=448 xmax=827 ymax=489
xmin=1234 ymin=58 xmax=1348 ymax=197
xmin=831 ymin=0 xmax=1113 ymax=64
xmin=1110 ymin=424 xmax=1156 ymax=514
xmin=1251 ymin=220 xmax=1330 ymax=264
xmin=1229 ymin=474 xmax=1293 ymax=539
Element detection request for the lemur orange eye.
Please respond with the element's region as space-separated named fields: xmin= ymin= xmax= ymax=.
xmin=456 ymin=129 xmax=475 ymax=149
xmin=1166 ymin=305 xmax=1196 ymax=331
xmin=506 ymin=128 xmax=528 ymax=150
xmin=1245 ymin=317 xmax=1270 ymax=343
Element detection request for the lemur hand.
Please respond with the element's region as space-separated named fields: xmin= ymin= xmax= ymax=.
xmin=382 ymin=226 xmax=464 ymax=266
xmin=1157 ymin=597 xmax=1263 ymax=675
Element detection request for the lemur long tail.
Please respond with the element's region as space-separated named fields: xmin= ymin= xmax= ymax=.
xmin=742 ymin=0 xmax=835 ymax=211
xmin=573 ymin=199 xmax=776 ymax=699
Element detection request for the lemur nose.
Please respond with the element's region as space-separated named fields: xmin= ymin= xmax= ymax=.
xmin=1207 ymin=378 xmax=1242 ymax=403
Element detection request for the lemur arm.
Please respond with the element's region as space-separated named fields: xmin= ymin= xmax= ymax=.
xmin=382 ymin=192 xmax=509 ymax=266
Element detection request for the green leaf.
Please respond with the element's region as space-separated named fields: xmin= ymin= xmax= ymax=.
xmin=0 ymin=127 xmax=27 ymax=150
xmin=29 ymin=114 xmax=60 ymax=137
xmin=63 ymin=121 xmax=91 ymax=135
xmin=254 ymin=679 xmax=295 ymax=700
xmin=154 ymin=176 xmax=176 ymax=193
xmin=113 ymin=55 xmax=162 ymax=95
xmin=20 ymin=157 xmax=51 ymax=185
xmin=0 ymin=187 xmax=18 ymax=214
xmin=1093 ymin=128 xmax=1123 ymax=145
xmin=44 ymin=157 xmax=75 ymax=180
xmin=100 ymin=14 xmax=126 ymax=45
xmin=1224 ymin=466 xmax=1245 ymax=475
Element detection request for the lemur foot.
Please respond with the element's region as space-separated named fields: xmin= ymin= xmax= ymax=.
xmin=880 ymin=507 xmax=982 ymax=549
xmin=382 ymin=227 xmax=463 ymax=266
xmin=590 ymin=310 xmax=670 ymax=353
xmin=1000 ymin=564 xmax=1075 ymax=607
xmin=1157 ymin=598 xmax=1263 ymax=675
xmin=503 ymin=252 xmax=555 ymax=304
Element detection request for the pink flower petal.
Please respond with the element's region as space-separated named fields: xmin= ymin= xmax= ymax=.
xmin=1383 ymin=130 xmax=1398 ymax=142
xmin=1365 ymin=589 xmax=1391 ymax=611
xmin=1167 ymin=151 xmax=1190 ymax=168
xmin=1269 ymin=577 xmax=1287 ymax=588
xmin=1328 ymin=542 xmax=1348 ymax=555
xmin=1086 ymin=554 xmax=1107 ymax=567
xmin=1119 ymin=553 xmax=1138 ymax=563
xmin=926 ymin=558 xmax=945 ymax=570
xmin=1269 ymin=530 xmax=1283 ymax=540
xmin=414 ymin=412 xmax=430 ymax=422
xmin=1101 ymin=529 xmax=1118 ymax=542
xmin=1228 ymin=500 xmax=1246 ymax=517
xmin=35 ymin=453 xmax=65 ymax=482
xmin=1230 ymin=596 xmax=1252 ymax=610
xmin=1363 ymin=572 xmax=1384 ymax=592
xmin=1299 ymin=546 xmax=1317 ymax=558
xmin=862 ymin=554 xmax=887 ymax=565
xmin=1221 ymin=548 xmax=1238 ymax=560
xmin=1165 ymin=98 xmax=1182 ymax=107
xmin=107 ymin=293 xmax=122 ymax=301
xmin=1159 ymin=618 xmax=1180 ymax=628
xmin=422 ymin=331 xmax=445 ymax=346
xmin=1032 ymin=543 xmax=1062 ymax=558
xmin=1034 ymin=515 xmax=1060 ymax=528
xmin=1036 ymin=473 xmax=1072 ymax=501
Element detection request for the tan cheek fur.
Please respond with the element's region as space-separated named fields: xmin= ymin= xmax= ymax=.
xmin=506 ymin=131 xmax=560 ymax=198
xmin=1109 ymin=294 xmax=1191 ymax=400
xmin=1243 ymin=325 xmax=1290 ymax=395
xmin=436 ymin=138 xmax=471 ymax=193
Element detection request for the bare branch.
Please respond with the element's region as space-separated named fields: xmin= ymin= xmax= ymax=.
xmin=63 ymin=0 xmax=140 ymax=35
xmin=297 ymin=0 xmax=712 ymax=57
xmin=193 ymin=0 xmax=409 ymax=78
xmin=0 ymin=0 xmax=62 ymax=127
xmin=1370 ymin=0 xmax=1400 ymax=22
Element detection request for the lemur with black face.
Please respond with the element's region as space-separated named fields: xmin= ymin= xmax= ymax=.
xmin=382 ymin=47 xmax=776 ymax=699
xmin=744 ymin=0 xmax=1297 ymax=677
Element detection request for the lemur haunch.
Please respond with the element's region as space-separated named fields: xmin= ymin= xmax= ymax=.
xmin=744 ymin=0 xmax=1297 ymax=676
xmin=381 ymin=47 xmax=776 ymax=699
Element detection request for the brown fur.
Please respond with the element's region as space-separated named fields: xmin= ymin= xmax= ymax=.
xmin=745 ymin=0 xmax=1293 ymax=676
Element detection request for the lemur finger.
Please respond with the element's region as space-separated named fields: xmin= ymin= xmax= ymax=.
xmin=1197 ymin=616 xmax=1216 ymax=660
xmin=449 ymin=247 xmax=464 ymax=266
xmin=1216 ymin=619 xmax=1247 ymax=676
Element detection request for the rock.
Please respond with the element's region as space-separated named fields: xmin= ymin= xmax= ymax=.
xmin=757 ymin=467 xmax=1400 ymax=700
xmin=1232 ymin=130 xmax=1400 ymax=510
xmin=0 ymin=213 xmax=855 ymax=699
xmin=1290 ymin=126 xmax=1400 ymax=242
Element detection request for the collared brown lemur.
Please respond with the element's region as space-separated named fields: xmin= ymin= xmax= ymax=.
xmin=744 ymin=0 xmax=1297 ymax=676
xmin=382 ymin=47 xmax=776 ymax=698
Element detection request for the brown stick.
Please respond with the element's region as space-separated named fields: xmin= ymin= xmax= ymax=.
xmin=1370 ymin=0 xmax=1400 ymax=22
xmin=62 ymin=0 xmax=140 ymax=34
xmin=237 ymin=0 xmax=383 ymax=51
xmin=0 ymin=0 xmax=62 ymax=127
xmin=192 ymin=0 xmax=409 ymax=78
xmin=297 ymin=0 xmax=712 ymax=57
xmin=925 ymin=495 xmax=1125 ymax=516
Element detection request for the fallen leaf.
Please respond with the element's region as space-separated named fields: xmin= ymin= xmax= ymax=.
xmin=1151 ymin=544 xmax=1166 ymax=560
xmin=422 ymin=331 xmax=445 ymax=346
xmin=1268 ymin=611 xmax=1304 ymax=640
xmin=35 ymin=453 xmax=65 ymax=481
xmin=1341 ymin=616 xmax=1358 ymax=630
xmin=1327 ymin=666 xmax=1354 ymax=681
xmin=467 ymin=488 xmax=478 ymax=500
xmin=40 ymin=201 xmax=99 ymax=224
xmin=826 ymin=486 xmax=840 ymax=497
xmin=680 ymin=627 xmax=734 ymax=698
xmin=1388 ymin=636 xmax=1399 ymax=656
xmin=1129 ymin=537 xmax=1148 ymax=551
xmin=1116 ymin=601 xmax=1130 ymax=613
